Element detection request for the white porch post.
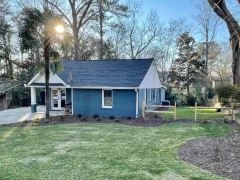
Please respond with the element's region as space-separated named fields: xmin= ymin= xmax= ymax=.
xmin=58 ymin=89 xmax=61 ymax=110
xmin=31 ymin=87 xmax=37 ymax=113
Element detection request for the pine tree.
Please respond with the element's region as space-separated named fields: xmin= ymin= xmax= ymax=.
xmin=170 ymin=32 xmax=206 ymax=93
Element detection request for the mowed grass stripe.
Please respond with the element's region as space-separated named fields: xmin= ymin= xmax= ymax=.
xmin=0 ymin=123 xmax=233 ymax=180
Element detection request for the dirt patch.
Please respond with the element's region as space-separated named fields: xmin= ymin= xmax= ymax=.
xmin=178 ymin=124 xmax=240 ymax=180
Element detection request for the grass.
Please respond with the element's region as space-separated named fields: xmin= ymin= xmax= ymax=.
xmin=0 ymin=123 xmax=233 ymax=180
xmin=161 ymin=107 xmax=225 ymax=120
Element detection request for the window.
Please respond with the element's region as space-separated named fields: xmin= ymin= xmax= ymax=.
xmin=155 ymin=89 xmax=158 ymax=103
xmin=150 ymin=89 xmax=155 ymax=102
xmin=102 ymin=90 xmax=113 ymax=108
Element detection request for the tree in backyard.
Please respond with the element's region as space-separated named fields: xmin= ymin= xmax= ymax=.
xmin=146 ymin=19 xmax=190 ymax=86
xmin=207 ymin=0 xmax=240 ymax=86
xmin=47 ymin=0 xmax=96 ymax=60
xmin=92 ymin=0 xmax=127 ymax=60
xmin=213 ymin=41 xmax=232 ymax=83
xmin=122 ymin=0 xmax=163 ymax=59
xmin=193 ymin=0 xmax=221 ymax=74
xmin=169 ymin=32 xmax=206 ymax=94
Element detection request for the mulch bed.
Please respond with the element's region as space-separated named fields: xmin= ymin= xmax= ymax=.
xmin=178 ymin=124 xmax=240 ymax=180
xmin=1 ymin=111 xmax=236 ymax=128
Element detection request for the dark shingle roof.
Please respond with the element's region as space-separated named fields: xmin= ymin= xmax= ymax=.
xmin=58 ymin=59 xmax=153 ymax=87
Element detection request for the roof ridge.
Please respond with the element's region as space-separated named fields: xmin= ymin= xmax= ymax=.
xmin=62 ymin=58 xmax=154 ymax=62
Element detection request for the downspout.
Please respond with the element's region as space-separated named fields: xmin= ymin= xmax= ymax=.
xmin=135 ymin=89 xmax=138 ymax=118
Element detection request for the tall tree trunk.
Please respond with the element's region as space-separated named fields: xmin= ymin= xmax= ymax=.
xmin=99 ymin=0 xmax=104 ymax=60
xmin=44 ymin=35 xmax=50 ymax=118
xmin=205 ymin=28 xmax=209 ymax=74
xmin=207 ymin=0 xmax=240 ymax=86
xmin=230 ymin=35 xmax=240 ymax=85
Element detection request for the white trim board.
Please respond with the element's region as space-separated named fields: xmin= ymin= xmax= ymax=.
xmin=27 ymin=73 xmax=66 ymax=86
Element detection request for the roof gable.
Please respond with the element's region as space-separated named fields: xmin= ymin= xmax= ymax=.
xmin=27 ymin=73 xmax=66 ymax=86
xmin=139 ymin=62 xmax=161 ymax=89
xmin=58 ymin=59 xmax=154 ymax=87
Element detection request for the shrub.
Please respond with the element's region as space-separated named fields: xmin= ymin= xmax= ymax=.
xmin=115 ymin=118 xmax=121 ymax=122
xmin=127 ymin=116 xmax=131 ymax=119
xmin=183 ymin=93 xmax=196 ymax=106
xmin=216 ymin=84 xmax=238 ymax=99
xmin=60 ymin=115 xmax=65 ymax=121
xmin=32 ymin=117 xmax=39 ymax=123
xmin=207 ymin=88 xmax=215 ymax=99
xmin=97 ymin=117 xmax=103 ymax=122
xmin=93 ymin=114 xmax=99 ymax=119
xmin=81 ymin=115 xmax=87 ymax=121
xmin=52 ymin=121 xmax=57 ymax=125
xmin=215 ymin=84 xmax=240 ymax=104
xmin=110 ymin=116 xmax=115 ymax=120
xmin=78 ymin=114 xmax=82 ymax=118
xmin=221 ymin=98 xmax=231 ymax=107
xmin=166 ymin=86 xmax=177 ymax=104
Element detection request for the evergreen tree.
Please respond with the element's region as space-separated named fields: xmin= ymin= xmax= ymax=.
xmin=170 ymin=32 xmax=206 ymax=93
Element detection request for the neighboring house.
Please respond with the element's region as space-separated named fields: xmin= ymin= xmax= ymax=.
xmin=212 ymin=76 xmax=232 ymax=88
xmin=25 ymin=59 xmax=166 ymax=118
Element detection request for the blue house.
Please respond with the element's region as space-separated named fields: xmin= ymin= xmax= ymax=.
xmin=26 ymin=59 xmax=166 ymax=118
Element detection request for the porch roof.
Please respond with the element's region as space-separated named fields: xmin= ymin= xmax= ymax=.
xmin=29 ymin=83 xmax=65 ymax=87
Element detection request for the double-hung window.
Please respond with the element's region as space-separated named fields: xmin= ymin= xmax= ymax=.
xmin=102 ymin=90 xmax=113 ymax=108
xmin=150 ymin=89 xmax=155 ymax=102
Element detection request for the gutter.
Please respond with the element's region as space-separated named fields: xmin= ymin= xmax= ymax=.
xmin=161 ymin=85 xmax=167 ymax=90
xmin=135 ymin=89 xmax=138 ymax=118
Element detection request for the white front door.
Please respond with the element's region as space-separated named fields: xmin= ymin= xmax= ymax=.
xmin=52 ymin=88 xmax=62 ymax=110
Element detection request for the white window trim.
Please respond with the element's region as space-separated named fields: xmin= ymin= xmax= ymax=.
xmin=150 ymin=89 xmax=152 ymax=101
xmin=102 ymin=89 xmax=113 ymax=108
xmin=155 ymin=89 xmax=157 ymax=103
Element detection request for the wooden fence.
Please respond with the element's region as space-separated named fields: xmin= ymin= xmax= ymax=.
xmin=194 ymin=102 xmax=234 ymax=121
xmin=142 ymin=101 xmax=176 ymax=120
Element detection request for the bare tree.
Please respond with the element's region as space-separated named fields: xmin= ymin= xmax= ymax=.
xmin=123 ymin=0 xmax=163 ymax=59
xmin=193 ymin=0 xmax=221 ymax=74
xmin=145 ymin=19 xmax=190 ymax=86
xmin=207 ymin=0 xmax=240 ymax=86
xmin=47 ymin=0 xmax=96 ymax=60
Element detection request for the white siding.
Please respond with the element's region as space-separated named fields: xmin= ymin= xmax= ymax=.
xmin=139 ymin=62 xmax=161 ymax=89
xmin=34 ymin=74 xmax=63 ymax=84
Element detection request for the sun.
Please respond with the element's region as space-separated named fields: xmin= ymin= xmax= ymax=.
xmin=55 ymin=25 xmax=64 ymax=33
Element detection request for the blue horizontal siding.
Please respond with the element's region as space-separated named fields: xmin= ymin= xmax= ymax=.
xmin=66 ymin=88 xmax=71 ymax=104
xmin=72 ymin=89 xmax=136 ymax=117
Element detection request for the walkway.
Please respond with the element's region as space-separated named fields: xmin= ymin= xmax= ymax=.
xmin=0 ymin=106 xmax=65 ymax=125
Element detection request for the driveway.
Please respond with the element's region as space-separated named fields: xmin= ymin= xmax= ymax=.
xmin=0 ymin=106 xmax=65 ymax=125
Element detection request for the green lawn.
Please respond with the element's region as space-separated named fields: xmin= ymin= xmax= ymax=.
xmin=161 ymin=107 xmax=225 ymax=120
xmin=0 ymin=123 xmax=233 ymax=180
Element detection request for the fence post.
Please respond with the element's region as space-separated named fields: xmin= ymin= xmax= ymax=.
xmin=142 ymin=100 xmax=145 ymax=119
xmin=174 ymin=101 xmax=176 ymax=120
xmin=231 ymin=103 xmax=234 ymax=121
xmin=195 ymin=102 xmax=197 ymax=121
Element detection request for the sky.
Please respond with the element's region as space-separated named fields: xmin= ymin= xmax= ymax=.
xmin=120 ymin=0 xmax=230 ymax=42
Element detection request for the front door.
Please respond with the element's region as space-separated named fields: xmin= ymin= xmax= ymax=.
xmin=52 ymin=89 xmax=61 ymax=110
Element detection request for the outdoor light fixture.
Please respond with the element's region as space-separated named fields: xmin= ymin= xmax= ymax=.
xmin=55 ymin=25 xmax=64 ymax=33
